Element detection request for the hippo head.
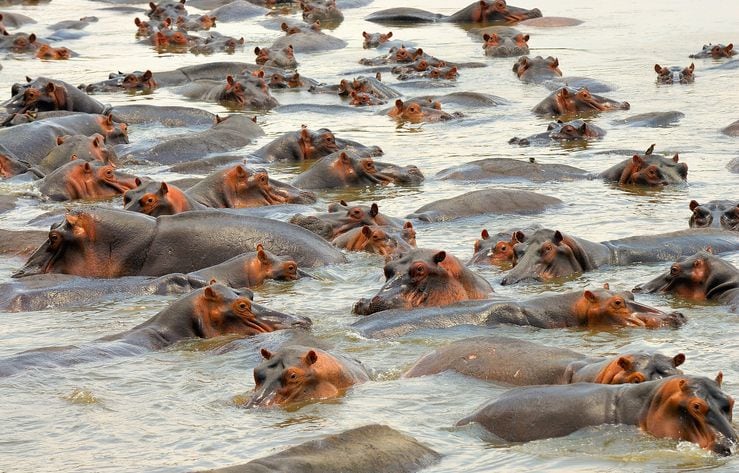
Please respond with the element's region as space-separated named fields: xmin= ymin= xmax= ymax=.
xmin=392 ymin=46 xmax=421 ymax=63
xmin=97 ymin=114 xmax=129 ymax=144
xmin=54 ymin=160 xmax=138 ymax=201
xmin=483 ymin=32 xmax=529 ymax=56
xmin=471 ymin=229 xmax=525 ymax=267
xmin=353 ymin=249 xmax=469 ymax=315
xmin=36 ymin=45 xmax=72 ymax=60
xmin=572 ymin=285 xmax=686 ymax=328
xmin=594 ymin=352 xmax=685 ymax=384
xmin=148 ymin=0 xmax=186 ymax=20
xmin=620 ymin=155 xmax=669 ymax=186
xmin=362 ymin=31 xmax=392 ymax=49
xmin=248 ymin=244 xmax=300 ymax=284
xmin=514 ymin=55 xmax=562 ymax=80
xmin=350 ymin=91 xmax=382 ymax=106
xmin=122 ymin=70 xmax=155 ymax=90
xmin=641 ymin=375 xmax=737 ymax=455
xmin=11 ymin=32 xmax=38 ymax=53
xmin=501 ymin=230 xmax=592 ymax=285
xmin=549 ymin=120 xmax=600 ymax=141
xmin=247 ymin=346 xmax=337 ymax=408
xmin=222 ymin=76 xmax=246 ymax=106
xmin=349 ymin=225 xmax=401 ymax=258
xmin=299 ymin=126 xmax=339 ymax=160
xmin=655 ymin=63 xmax=695 ymax=84
xmin=192 ymin=284 xmax=311 ymax=339
xmin=428 ymin=66 xmax=458 ymax=80
xmin=708 ymin=43 xmax=734 ymax=58
xmin=689 ymin=200 xmax=715 ymax=228
xmin=633 ymin=250 xmax=738 ymax=301
xmin=124 ymin=180 xmax=192 ymax=216
xmin=0 ymin=153 xmax=30 ymax=178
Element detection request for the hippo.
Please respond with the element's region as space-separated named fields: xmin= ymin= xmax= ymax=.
xmin=206 ymin=424 xmax=441 ymax=473
xmin=482 ymin=30 xmax=529 ymax=57
xmin=176 ymin=75 xmax=276 ymax=110
xmin=245 ymin=345 xmax=369 ymax=408
xmin=35 ymin=44 xmax=74 ymax=60
xmin=353 ymin=249 xmax=493 ymax=315
xmin=6 ymin=77 xmax=108 ymax=115
xmin=362 ymin=30 xmax=394 ymax=49
xmin=600 ymin=146 xmax=688 ymax=185
xmin=689 ymin=200 xmax=739 ymax=230
xmin=500 ymin=228 xmax=739 ymax=285
xmin=121 ymin=114 xmax=264 ymax=164
xmin=509 ymin=119 xmax=606 ymax=146
xmin=254 ymin=45 xmax=297 ymax=69
xmin=655 ymin=63 xmax=695 ymax=84
xmin=0 ymin=12 xmax=36 ymax=28
xmin=38 ymin=160 xmax=138 ymax=201
xmin=0 ymin=228 xmax=48 ymax=257
xmin=387 ymin=99 xmax=461 ymax=123
xmin=13 ymin=208 xmax=346 ymax=278
xmin=81 ymin=62 xmax=255 ymax=90
xmin=533 ymin=87 xmax=630 ymax=117
xmin=332 ymin=224 xmax=415 ymax=260
xmin=395 ymin=65 xmax=459 ymax=81
xmin=148 ymin=0 xmax=187 ymax=20
xmin=721 ymin=120 xmax=739 ymax=137
xmin=291 ymin=151 xmax=424 ymax=189
xmin=206 ymin=0 xmax=267 ymax=22
xmin=467 ymin=228 xmax=526 ymax=267
xmin=406 ymin=91 xmax=507 ymax=108
xmin=0 ymin=284 xmax=311 ymax=378
xmin=290 ymin=202 xmax=403 ymax=240
xmin=270 ymin=21 xmax=346 ymax=53
xmin=690 ymin=43 xmax=735 ymax=59
xmin=186 ymin=164 xmax=316 ymax=208
xmin=358 ymin=45 xmax=429 ymax=67
xmin=407 ymin=189 xmax=562 ymax=222
xmin=1 ymin=246 xmax=300 ymax=312
xmin=365 ymin=1 xmax=542 ymax=25
xmin=512 ymin=55 xmax=562 ymax=83
xmin=35 ymin=134 xmax=116 ymax=175
xmin=336 ymin=75 xmax=401 ymax=101
xmin=267 ymin=71 xmax=319 ymax=91
xmin=302 ymin=0 xmax=344 ymax=28
xmin=612 ymin=111 xmax=685 ymax=128
xmin=0 ymin=114 xmax=128 ymax=165
xmin=175 ymin=14 xmax=216 ymax=31
xmin=351 ymin=285 xmax=686 ymax=338
xmin=457 ymin=375 xmax=736 ymax=455
xmin=0 ymin=149 xmax=31 ymax=178
xmin=249 ymin=126 xmax=381 ymax=163
xmin=634 ymin=250 xmax=739 ymax=313
xmin=404 ymin=335 xmax=685 ymax=385
xmin=190 ymin=32 xmax=245 ymax=55
xmin=124 ymin=181 xmax=206 ymax=216
xmin=0 ymin=31 xmax=40 ymax=53
xmin=82 ymin=70 xmax=157 ymax=93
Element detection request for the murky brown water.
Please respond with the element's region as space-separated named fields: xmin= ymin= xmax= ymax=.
xmin=1 ymin=0 xmax=738 ymax=471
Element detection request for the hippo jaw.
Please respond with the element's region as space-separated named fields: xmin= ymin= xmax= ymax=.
xmin=253 ymin=305 xmax=312 ymax=331
xmin=12 ymin=239 xmax=59 ymax=278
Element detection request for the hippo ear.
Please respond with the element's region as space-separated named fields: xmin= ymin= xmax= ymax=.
xmin=673 ymin=353 xmax=686 ymax=367
xmin=135 ymin=177 xmax=142 ymax=187
xmin=483 ymin=33 xmax=490 ymax=41
xmin=602 ymin=282 xmax=610 ymax=290
xmin=513 ymin=230 xmax=525 ymax=243
xmin=304 ymin=350 xmax=318 ymax=365
xmin=251 ymin=116 xmax=257 ymax=123
xmin=523 ymin=34 xmax=530 ymax=41
xmin=361 ymin=225 xmax=372 ymax=237
xmin=654 ymin=64 xmax=662 ymax=74
xmin=70 ymin=154 xmax=79 ymax=162
xmin=552 ymin=230 xmax=564 ymax=245
xmin=257 ymin=246 xmax=270 ymax=264
xmin=432 ymin=251 xmax=447 ymax=264
xmin=579 ymin=123 xmax=588 ymax=134
xmin=83 ymin=162 xmax=92 ymax=172
xmin=716 ymin=371 xmax=723 ymax=387
xmin=281 ymin=22 xmax=289 ymax=32
xmin=387 ymin=31 xmax=393 ymax=38
xmin=481 ymin=229 xmax=490 ymax=240
xmin=46 ymin=82 xmax=56 ymax=92
xmin=226 ymin=75 xmax=235 ymax=86
xmin=583 ymin=290 xmax=598 ymax=302
xmin=644 ymin=144 xmax=655 ymax=155
xmin=370 ymin=203 xmax=379 ymax=217
xmin=672 ymin=153 xmax=679 ymax=163
xmin=339 ymin=151 xmax=351 ymax=164
xmin=404 ymin=221 xmax=413 ymax=230
xmin=235 ymin=165 xmax=248 ymax=178
xmin=340 ymin=200 xmax=348 ymax=207
xmin=215 ymin=114 xmax=223 ymax=124
xmin=260 ymin=348 xmax=272 ymax=360
xmin=149 ymin=2 xmax=156 ymax=9
xmin=29 ymin=33 xmax=36 ymax=43
xmin=203 ymin=286 xmax=217 ymax=300
xmin=105 ymin=114 xmax=114 ymax=126
xmin=376 ymin=72 xmax=382 ymax=81
xmin=362 ymin=31 xmax=369 ymax=39
xmin=395 ymin=99 xmax=404 ymax=109
xmin=551 ymin=58 xmax=559 ymax=68
xmin=142 ymin=70 xmax=153 ymax=81
xmin=678 ymin=378 xmax=689 ymax=392
xmin=616 ymin=356 xmax=633 ymax=370
xmin=631 ymin=154 xmax=644 ymax=166
xmin=705 ymin=246 xmax=713 ymax=254
xmin=56 ymin=136 xmax=65 ymax=145
xmin=689 ymin=200 xmax=700 ymax=211
xmin=688 ymin=63 xmax=695 ymax=72
xmin=159 ymin=182 xmax=169 ymax=195
xmin=254 ymin=47 xmax=261 ymax=55
xmin=559 ymin=87 xmax=570 ymax=98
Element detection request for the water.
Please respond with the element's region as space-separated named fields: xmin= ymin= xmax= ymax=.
xmin=0 ymin=0 xmax=738 ymax=471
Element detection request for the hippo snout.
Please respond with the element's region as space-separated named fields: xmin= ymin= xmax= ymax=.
xmin=712 ymin=438 xmax=734 ymax=456
xmin=666 ymin=311 xmax=687 ymax=328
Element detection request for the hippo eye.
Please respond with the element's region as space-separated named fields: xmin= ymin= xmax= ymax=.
xmin=613 ymin=299 xmax=624 ymax=307
xmin=123 ymin=195 xmax=131 ymax=205
xmin=290 ymin=372 xmax=297 ymax=380
xmin=286 ymin=264 xmax=296 ymax=272
xmin=146 ymin=197 xmax=154 ymax=204
xmin=238 ymin=302 xmax=248 ymax=310
xmin=670 ymin=265 xmax=679 ymax=276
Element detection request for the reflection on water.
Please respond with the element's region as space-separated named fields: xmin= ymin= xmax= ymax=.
xmin=0 ymin=0 xmax=738 ymax=471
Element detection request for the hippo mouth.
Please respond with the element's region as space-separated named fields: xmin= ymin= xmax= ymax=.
xmin=623 ymin=299 xmax=685 ymax=328
xmin=12 ymin=239 xmax=61 ymax=278
xmin=252 ymin=304 xmax=312 ymax=331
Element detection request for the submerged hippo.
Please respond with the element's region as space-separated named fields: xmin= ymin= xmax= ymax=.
xmin=291 ymin=151 xmax=424 ymax=189
xmin=186 ymin=164 xmax=315 ymax=208
xmin=689 ymin=200 xmax=739 ymax=231
xmin=177 ymin=75 xmax=278 ymax=110
xmin=245 ymin=345 xmax=370 ymax=408
xmin=35 ymin=134 xmax=116 ymax=175
xmin=533 ymin=87 xmax=630 ymax=117
xmin=0 ymin=284 xmax=311 ymax=378
xmin=290 ymin=202 xmax=402 ymax=240
xmin=38 ymin=160 xmax=138 ymax=201
xmin=365 ymin=1 xmax=543 ymax=25
xmin=13 ymin=208 xmax=346 ymax=278
xmin=407 ymin=189 xmax=562 ymax=222
xmin=437 ymin=158 xmax=589 ymax=183
xmin=457 ymin=375 xmax=736 ymax=455
xmin=249 ymin=126 xmax=381 ymax=162
xmin=509 ymin=119 xmax=605 ymax=146
xmin=512 ymin=55 xmax=562 ymax=83
xmin=481 ymin=30 xmax=529 ymax=57
xmin=351 ymin=285 xmax=686 ymax=338
xmin=7 ymin=77 xmax=108 ymax=115
xmin=599 ymin=145 xmax=688 ymax=185
xmin=254 ymin=44 xmax=297 ymax=69
xmin=124 ymin=181 xmax=206 ymax=216
xmin=353 ymin=249 xmax=493 ymax=315
xmin=82 ymin=70 xmax=157 ymax=93
xmin=404 ymin=335 xmax=685 ymax=385
xmin=206 ymin=425 xmax=441 ymax=473
xmin=468 ymin=228 xmax=526 ymax=268
xmin=634 ymin=250 xmax=739 ymax=313
xmin=655 ymin=63 xmax=695 ymax=84
xmin=362 ymin=30 xmax=394 ymax=49
xmin=690 ymin=43 xmax=735 ymax=59
xmin=332 ymin=224 xmax=415 ymax=260
xmin=500 ymin=228 xmax=739 ymax=285
xmin=387 ymin=99 xmax=461 ymax=123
